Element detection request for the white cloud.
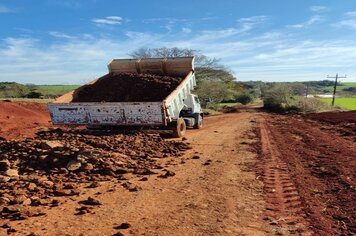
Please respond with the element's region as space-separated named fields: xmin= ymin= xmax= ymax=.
xmin=0 ymin=4 xmax=12 ymax=13
xmin=288 ymin=15 xmax=323 ymax=28
xmin=237 ymin=15 xmax=269 ymax=23
xmin=310 ymin=6 xmax=329 ymax=13
xmin=182 ymin=27 xmax=192 ymax=34
xmin=237 ymin=15 xmax=269 ymax=32
xmin=1 ymin=16 xmax=356 ymax=83
xmin=143 ymin=18 xmax=190 ymax=32
xmin=345 ymin=11 xmax=356 ymax=17
xmin=49 ymin=31 xmax=76 ymax=39
xmin=0 ymin=33 xmax=164 ymax=84
xmin=91 ymin=16 xmax=123 ymax=26
xmin=142 ymin=18 xmax=189 ymax=24
xmin=333 ymin=12 xmax=356 ymax=29
xmin=142 ymin=17 xmax=217 ymax=32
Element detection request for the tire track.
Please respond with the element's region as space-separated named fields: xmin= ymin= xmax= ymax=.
xmin=259 ymin=119 xmax=313 ymax=235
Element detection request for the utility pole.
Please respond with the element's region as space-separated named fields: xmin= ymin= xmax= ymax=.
xmin=327 ymin=73 xmax=346 ymax=107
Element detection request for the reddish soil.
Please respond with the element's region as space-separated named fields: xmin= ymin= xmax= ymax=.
xmin=72 ymin=72 xmax=183 ymax=102
xmin=0 ymin=101 xmax=51 ymax=140
xmin=1 ymin=111 xmax=272 ymax=235
xmin=0 ymin=102 xmax=355 ymax=235
xmin=305 ymin=111 xmax=356 ymax=142
xmin=257 ymin=119 xmax=312 ymax=235
xmin=257 ymin=113 xmax=356 ymax=235
xmin=0 ymin=129 xmax=190 ymax=221
xmin=306 ymin=110 xmax=356 ymax=124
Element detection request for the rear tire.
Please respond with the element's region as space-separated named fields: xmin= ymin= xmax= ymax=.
xmin=172 ymin=118 xmax=186 ymax=138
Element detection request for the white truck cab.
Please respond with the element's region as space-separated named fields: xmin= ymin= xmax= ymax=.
xmin=180 ymin=94 xmax=203 ymax=130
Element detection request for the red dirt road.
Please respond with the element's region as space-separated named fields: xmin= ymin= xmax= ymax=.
xmin=0 ymin=101 xmax=51 ymax=140
xmin=258 ymin=113 xmax=355 ymax=235
xmin=1 ymin=103 xmax=355 ymax=235
xmin=3 ymin=112 xmax=272 ymax=235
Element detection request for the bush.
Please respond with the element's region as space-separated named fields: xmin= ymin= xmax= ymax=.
xmin=262 ymin=84 xmax=295 ymax=111
xmin=0 ymin=82 xmax=30 ymax=98
xmin=235 ymin=93 xmax=253 ymax=105
xmin=195 ymin=80 xmax=228 ymax=105
xmin=263 ymin=83 xmax=329 ymax=113
xmin=294 ymin=97 xmax=329 ymax=113
xmin=26 ymin=91 xmax=43 ymax=98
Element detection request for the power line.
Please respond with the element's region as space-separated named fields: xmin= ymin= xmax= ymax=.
xmin=327 ymin=73 xmax=347 ymax=107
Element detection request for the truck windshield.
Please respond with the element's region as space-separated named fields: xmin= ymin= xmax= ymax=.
xmin=194 ymin=96 xmax=200 ymax=104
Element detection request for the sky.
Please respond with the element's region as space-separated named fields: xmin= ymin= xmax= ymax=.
xmin=1 ymin=0 xmax=356 ymax=84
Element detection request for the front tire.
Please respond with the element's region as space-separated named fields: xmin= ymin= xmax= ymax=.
xmin=193 ymin=114 xmax=203 ymax=129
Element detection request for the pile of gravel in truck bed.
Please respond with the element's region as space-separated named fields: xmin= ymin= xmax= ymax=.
xmin=72 ymin=72 xmax=183 ymax=102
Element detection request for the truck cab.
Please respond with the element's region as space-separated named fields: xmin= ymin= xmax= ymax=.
xmin=180 ymin=94 xmax=203 ymax=130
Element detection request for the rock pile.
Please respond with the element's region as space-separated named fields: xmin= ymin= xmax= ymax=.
xmin=0 ymin=128 xmax=190 ymax=220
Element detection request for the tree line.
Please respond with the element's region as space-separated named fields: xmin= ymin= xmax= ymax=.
xmin=129 ymin=47 xmax=257 ymax=106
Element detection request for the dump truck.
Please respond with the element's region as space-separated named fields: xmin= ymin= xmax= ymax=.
xmin=48 ymin=57 xmax=203 ymax=137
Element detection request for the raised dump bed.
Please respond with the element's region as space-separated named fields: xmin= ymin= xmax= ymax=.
xmin=48 ymin=57 xmax=203 ymax=137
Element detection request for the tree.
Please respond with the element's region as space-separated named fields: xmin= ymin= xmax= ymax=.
xmin=129 ymin=47 xmax=219 ymax=68
xmin=129 ymin=47 xmax=242 ymax=103
xmin=195 ymin=80 xmax=227 ymax=104
xmin=0 ymin=82 xmax=30 ymax=98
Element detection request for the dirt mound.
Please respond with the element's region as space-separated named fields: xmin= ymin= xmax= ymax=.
xmin=72 ymin=72 xmax=183 ymax=103
xmin=306 ymin=111 xmax=356 ymax=141
xmin=0 ymin=129 xmax=191 ymax=220
xmin=306 ymin=111 xmax=356 ymax=124
xmin=0 ymin=101 xmax=51 ymax=140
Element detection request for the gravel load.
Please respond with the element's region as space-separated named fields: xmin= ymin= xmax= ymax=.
xmin=72 ymin=72 xmax=183 ymax=102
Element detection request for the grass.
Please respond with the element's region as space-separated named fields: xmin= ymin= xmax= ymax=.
xmin=216 ymin=102 xmax=240 ymax=107
xmin=321 ymin=97 xmax=356 ymax=110
xmin=0 ymin=98 xmax=54 ymax=103
xmin=35 ymin=85 xmax=80 ymax=96
xmin=322 ymin=82 xmax=356 ymax=93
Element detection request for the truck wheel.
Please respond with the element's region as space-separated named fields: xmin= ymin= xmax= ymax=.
xmin=193 ymin=115 xmax=203 ymax=129
xmin=172 ymin=118 xmax=186 ymax=138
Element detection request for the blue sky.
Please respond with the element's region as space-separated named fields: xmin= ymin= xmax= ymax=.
xmin=1 ymin=0 xmax=356 ymax=84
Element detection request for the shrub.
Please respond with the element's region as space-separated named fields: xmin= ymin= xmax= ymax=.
xmin=294 ymin=97 xmax=329 ymax=113
xmin=235 ymin=93 xmax=254 ymax=105
xmin=26 ymin=91 xmax=43 ymax=98
xmin=262 ymin=84 xmax=295 ymax=111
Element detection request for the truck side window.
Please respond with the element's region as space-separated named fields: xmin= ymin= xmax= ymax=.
xmin=194 ymin=96 xmax=200 ymax=104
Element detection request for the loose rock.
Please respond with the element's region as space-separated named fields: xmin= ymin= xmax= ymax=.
xmin=66 ymin=160 xmax=82 ymax=171
xmin=5 ymin=169 xmax=18 ymax=177
xmin=79 ymin=197 xmax=102 ymax=206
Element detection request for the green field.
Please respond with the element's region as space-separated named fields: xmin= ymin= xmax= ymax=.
xmin=322 ymin=82 xmax=356 ymax=93
xmin=0 ymin=98 xmax=54 ymax=103
xmin=35 ymin=85 xmax=80 ymax=96
xmin=321 ymin=97 xmax=356 ymax=110
xmin=0 ymin=82 xmax=80 ymax=98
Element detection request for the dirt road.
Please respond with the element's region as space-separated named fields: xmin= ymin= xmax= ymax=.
xmin=3 ymin=112 xmax=272 ymax=235
xmin=258 ymin=113 xmax=356 ymax=235
xmin=1 ymin=105 xmax=355 ymax=235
